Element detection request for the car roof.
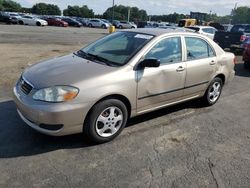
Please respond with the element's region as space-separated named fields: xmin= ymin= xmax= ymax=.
xmin=122 ymin=28 xmax=195 ymax=36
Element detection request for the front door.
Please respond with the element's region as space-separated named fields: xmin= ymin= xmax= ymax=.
xmin=136 ymin=36 xmax=186 ymax=113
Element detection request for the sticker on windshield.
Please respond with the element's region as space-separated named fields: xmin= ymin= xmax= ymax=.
xmin=134 ymin=34 xmax=153 ymax=40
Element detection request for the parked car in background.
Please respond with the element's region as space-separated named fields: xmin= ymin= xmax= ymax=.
xmin=43 ymin=17 xmax=68 ymax=27
xmin=61 ymin=17 xmax=82 ymax=27
xmin=75 ymin=17 xmax=89 ymax=26
xmin=13 ymin=29 xmax=235 ymax=143
xmin=87 ymin=19 xmax=111 ymax=29
xmin=214 ymin=24 xmax=250 ymax=52
xmin=18 ymin=15 xmax=48 ymax=26
xmin=0 ymin=11 xmax=18 ymax=24
xmin=187 ymin=26 xmax=217 ymax=40
xmin=117 ymin=21 xmax=137 ymax=29
xmin=243 ymin=37 xmax=250 ymax=69
xmin=111 ymin=20 xmax=120 ymax=28
xmin=8 ymin=12 xmax=21 ymax=20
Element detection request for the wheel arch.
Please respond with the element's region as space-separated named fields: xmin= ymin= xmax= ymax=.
xmin=214 ymin=73 xmax=225 ymax=85
xmin=83 ymin=94 xmax=132 ymax=126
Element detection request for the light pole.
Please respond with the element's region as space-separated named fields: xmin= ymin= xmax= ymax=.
xmin=112 ymin=0 xmax=115 ymax=22
xmin=127 ymin=7 xmax=130 ymax=22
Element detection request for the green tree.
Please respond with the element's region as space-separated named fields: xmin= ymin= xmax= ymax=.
xmin=31 ymin=3 xmax=61 ymax=15
xmin=232 ymin=6 xmax=250 ymax=24
xmin=150 ymin=13 xmax=186 ymax=23
xmin=103 ymin=5 xmax=148 ymax=21
xmin=63 ymin=5 xmax=94 ymax=18
xmin=0 ymin=0 xmax=21 ymax=12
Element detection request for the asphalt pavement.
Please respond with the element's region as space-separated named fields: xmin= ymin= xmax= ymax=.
xmin=0 ymin=61 xmax=250 ymax=188
xmin=0 ymin=25 xmax=250 ymax=188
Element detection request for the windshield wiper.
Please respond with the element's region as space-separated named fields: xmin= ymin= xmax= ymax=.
xmin=86 ymin=53 xmax=112 ymax=65
xmin=75 ymin=50 xmax=119 ymax=67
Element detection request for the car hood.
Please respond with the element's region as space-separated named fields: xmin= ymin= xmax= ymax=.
xmin=23 ymin=54 xmax=116 ymax=89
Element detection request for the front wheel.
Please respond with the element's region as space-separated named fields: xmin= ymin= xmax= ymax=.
xmin=83 ymin=99 xmax=128 ymax=143
xmin=36 ymin=22 xmax=41 ymax=26
xmin=202 ymin=77 xmax=223 ymax=106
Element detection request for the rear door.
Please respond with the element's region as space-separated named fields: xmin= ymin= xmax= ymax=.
xmin=183 ymin=36 xmax=217 ymax=97
xmin=137 ymin=36 xmax=186 ymax=113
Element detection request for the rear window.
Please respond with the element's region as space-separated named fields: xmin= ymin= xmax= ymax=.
xmin=231 ymin=25 xmax=246 ymax=32
xmin=245 ymin=26 xmax=250 ymax=33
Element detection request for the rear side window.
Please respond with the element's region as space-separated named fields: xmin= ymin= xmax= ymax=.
xmin=185 ymin=37 xmax=215 ymax=60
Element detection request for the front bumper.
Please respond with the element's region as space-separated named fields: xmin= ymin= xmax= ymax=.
xmin=13 ymin=86 xmax=92 ymax=136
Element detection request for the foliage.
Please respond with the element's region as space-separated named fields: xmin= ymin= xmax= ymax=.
xmin=31 ymin=3 xmax=61 ymax=15
xmin=63 ymin=5 xmax=94 ymax=18
xmin=103 ymin=5 xmax=148 ymax=21
xmin=150 ymin=13 xmax=186 ymax=23
xmin=0 ymin=0 xmax=21 ymax=12
xmin=232 ymin=6 xmax=250 ymax=24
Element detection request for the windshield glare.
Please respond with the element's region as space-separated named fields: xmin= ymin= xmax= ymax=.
xmin=80 ymin=31 xmax=154 ymax=66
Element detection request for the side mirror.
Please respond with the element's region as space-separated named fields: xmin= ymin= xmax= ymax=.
xmin=139 ymin=58 xmax=160 ymax=69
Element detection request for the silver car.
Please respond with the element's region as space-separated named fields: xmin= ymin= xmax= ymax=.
xmin=87 ymin=19 xmax=111 ymax=29
xmin=13 ymin=29 xmax=235 ymax=143
xmin=118 ymin=21 xmax=137 ymax=29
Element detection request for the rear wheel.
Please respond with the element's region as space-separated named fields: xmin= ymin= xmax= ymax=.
xmin=202 ymin=77 xmax=223 ymax=106
xmin=83 ymin=99 xmax=128 ymax=143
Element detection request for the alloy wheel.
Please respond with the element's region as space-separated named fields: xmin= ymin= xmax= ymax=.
xmin=208 ymin=81 xmax=221 ymax=103
xmin=95 ymin=106 xmax=123 ymax=138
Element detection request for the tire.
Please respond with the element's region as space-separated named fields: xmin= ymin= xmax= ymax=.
xmin=244 ymin=61 xmax=250 ymax=69
xmin=19 ymin=20 xmax=24 ymax=25
xmin=119 ymin=25 xmax=122 ymax=29
xmin=131 ymin=26 xmax=135 ymax=29
xmin=88 ymin=23 xmax=92 ymax=28
xmin=202 ymin=77 xmax=223 ymax=106
xmin=83 ymin=99 xmax=128 ymax=143
xmin=36 ymin=22 xmax=41 ymax=26
xmin=101 ymin=24 xmax=106 ymax=29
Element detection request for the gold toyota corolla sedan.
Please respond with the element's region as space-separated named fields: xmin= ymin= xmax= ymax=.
xmin=13 ymin=28 xmax=235 ymax=143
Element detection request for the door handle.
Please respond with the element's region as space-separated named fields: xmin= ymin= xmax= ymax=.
xmin=176 ymin=66 xmax=185 ymax=72
xmin=209 ymin=60 xmax=216 ymax=65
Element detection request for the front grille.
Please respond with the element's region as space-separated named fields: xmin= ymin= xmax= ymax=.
xmin=19 ymin=77 xmax=33 ymax=95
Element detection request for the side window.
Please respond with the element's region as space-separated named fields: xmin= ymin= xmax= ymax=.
xmin=185 ymin=37 xmax=214 ymax=60
xmin=208 ymin=45 xmax=215 ymax=57
xmin=202 ymin=28 xmax=213 ymax=34
xmin=144 ymin=37 xmax=182 ymax=64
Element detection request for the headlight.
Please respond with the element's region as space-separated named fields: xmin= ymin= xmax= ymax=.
xmin=33 ymin=86 xmax=79 ymax=102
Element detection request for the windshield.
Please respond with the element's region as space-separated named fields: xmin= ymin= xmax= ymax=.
xmin=78 ymin=31 xmax=154 ymax=66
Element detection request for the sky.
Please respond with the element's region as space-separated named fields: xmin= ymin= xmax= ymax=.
xmin=16 ymin=0 xmax=250 ymax=16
